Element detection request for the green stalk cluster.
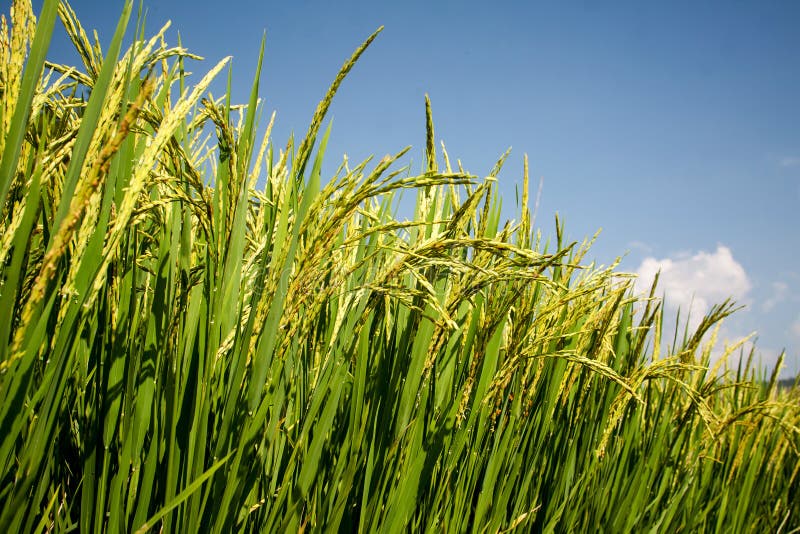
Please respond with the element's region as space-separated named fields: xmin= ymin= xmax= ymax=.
xmin=0 ymin=1 xmax=797 ymax=532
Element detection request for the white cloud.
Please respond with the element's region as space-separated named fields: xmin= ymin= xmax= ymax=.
xmin=634 ymin=245 xmax=751 ymax=329
xmin=632 ymin=247 xmax=798 ymax=376
xmin=762 ymin=281 xmax=789 ymax=312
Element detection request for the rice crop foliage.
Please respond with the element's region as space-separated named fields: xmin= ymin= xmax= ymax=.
xmin=1 ymin=1 xmax=798 ymax=532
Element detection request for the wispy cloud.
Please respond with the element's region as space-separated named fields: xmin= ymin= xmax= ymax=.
xmin=626 ymin=240 xmax=653 ymax=254
xmin=779 ymin=156 xmax=800 ymax=168
xmin=791 ymin=316 xmax=800 ymax=340
xmin=634 ymin=245 xmax=751 ymax=329
xmin=762 ymin=281 xmax=789 ymax=312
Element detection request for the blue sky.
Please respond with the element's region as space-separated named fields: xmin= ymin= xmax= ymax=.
xmin=40 ymin=1 xmax=800 ymax=376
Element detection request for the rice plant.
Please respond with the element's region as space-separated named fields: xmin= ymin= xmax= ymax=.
xmin=1 ymin=1 xmax=798 ymax=532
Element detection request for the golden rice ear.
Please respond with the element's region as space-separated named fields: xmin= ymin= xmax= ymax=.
xmin=0 ymin=0 xmax=36 ymax=134
xmin=0 ymin=0 xmax=55 ymax=203
xmin=293 ymin=26 xmax=383 ymax=185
